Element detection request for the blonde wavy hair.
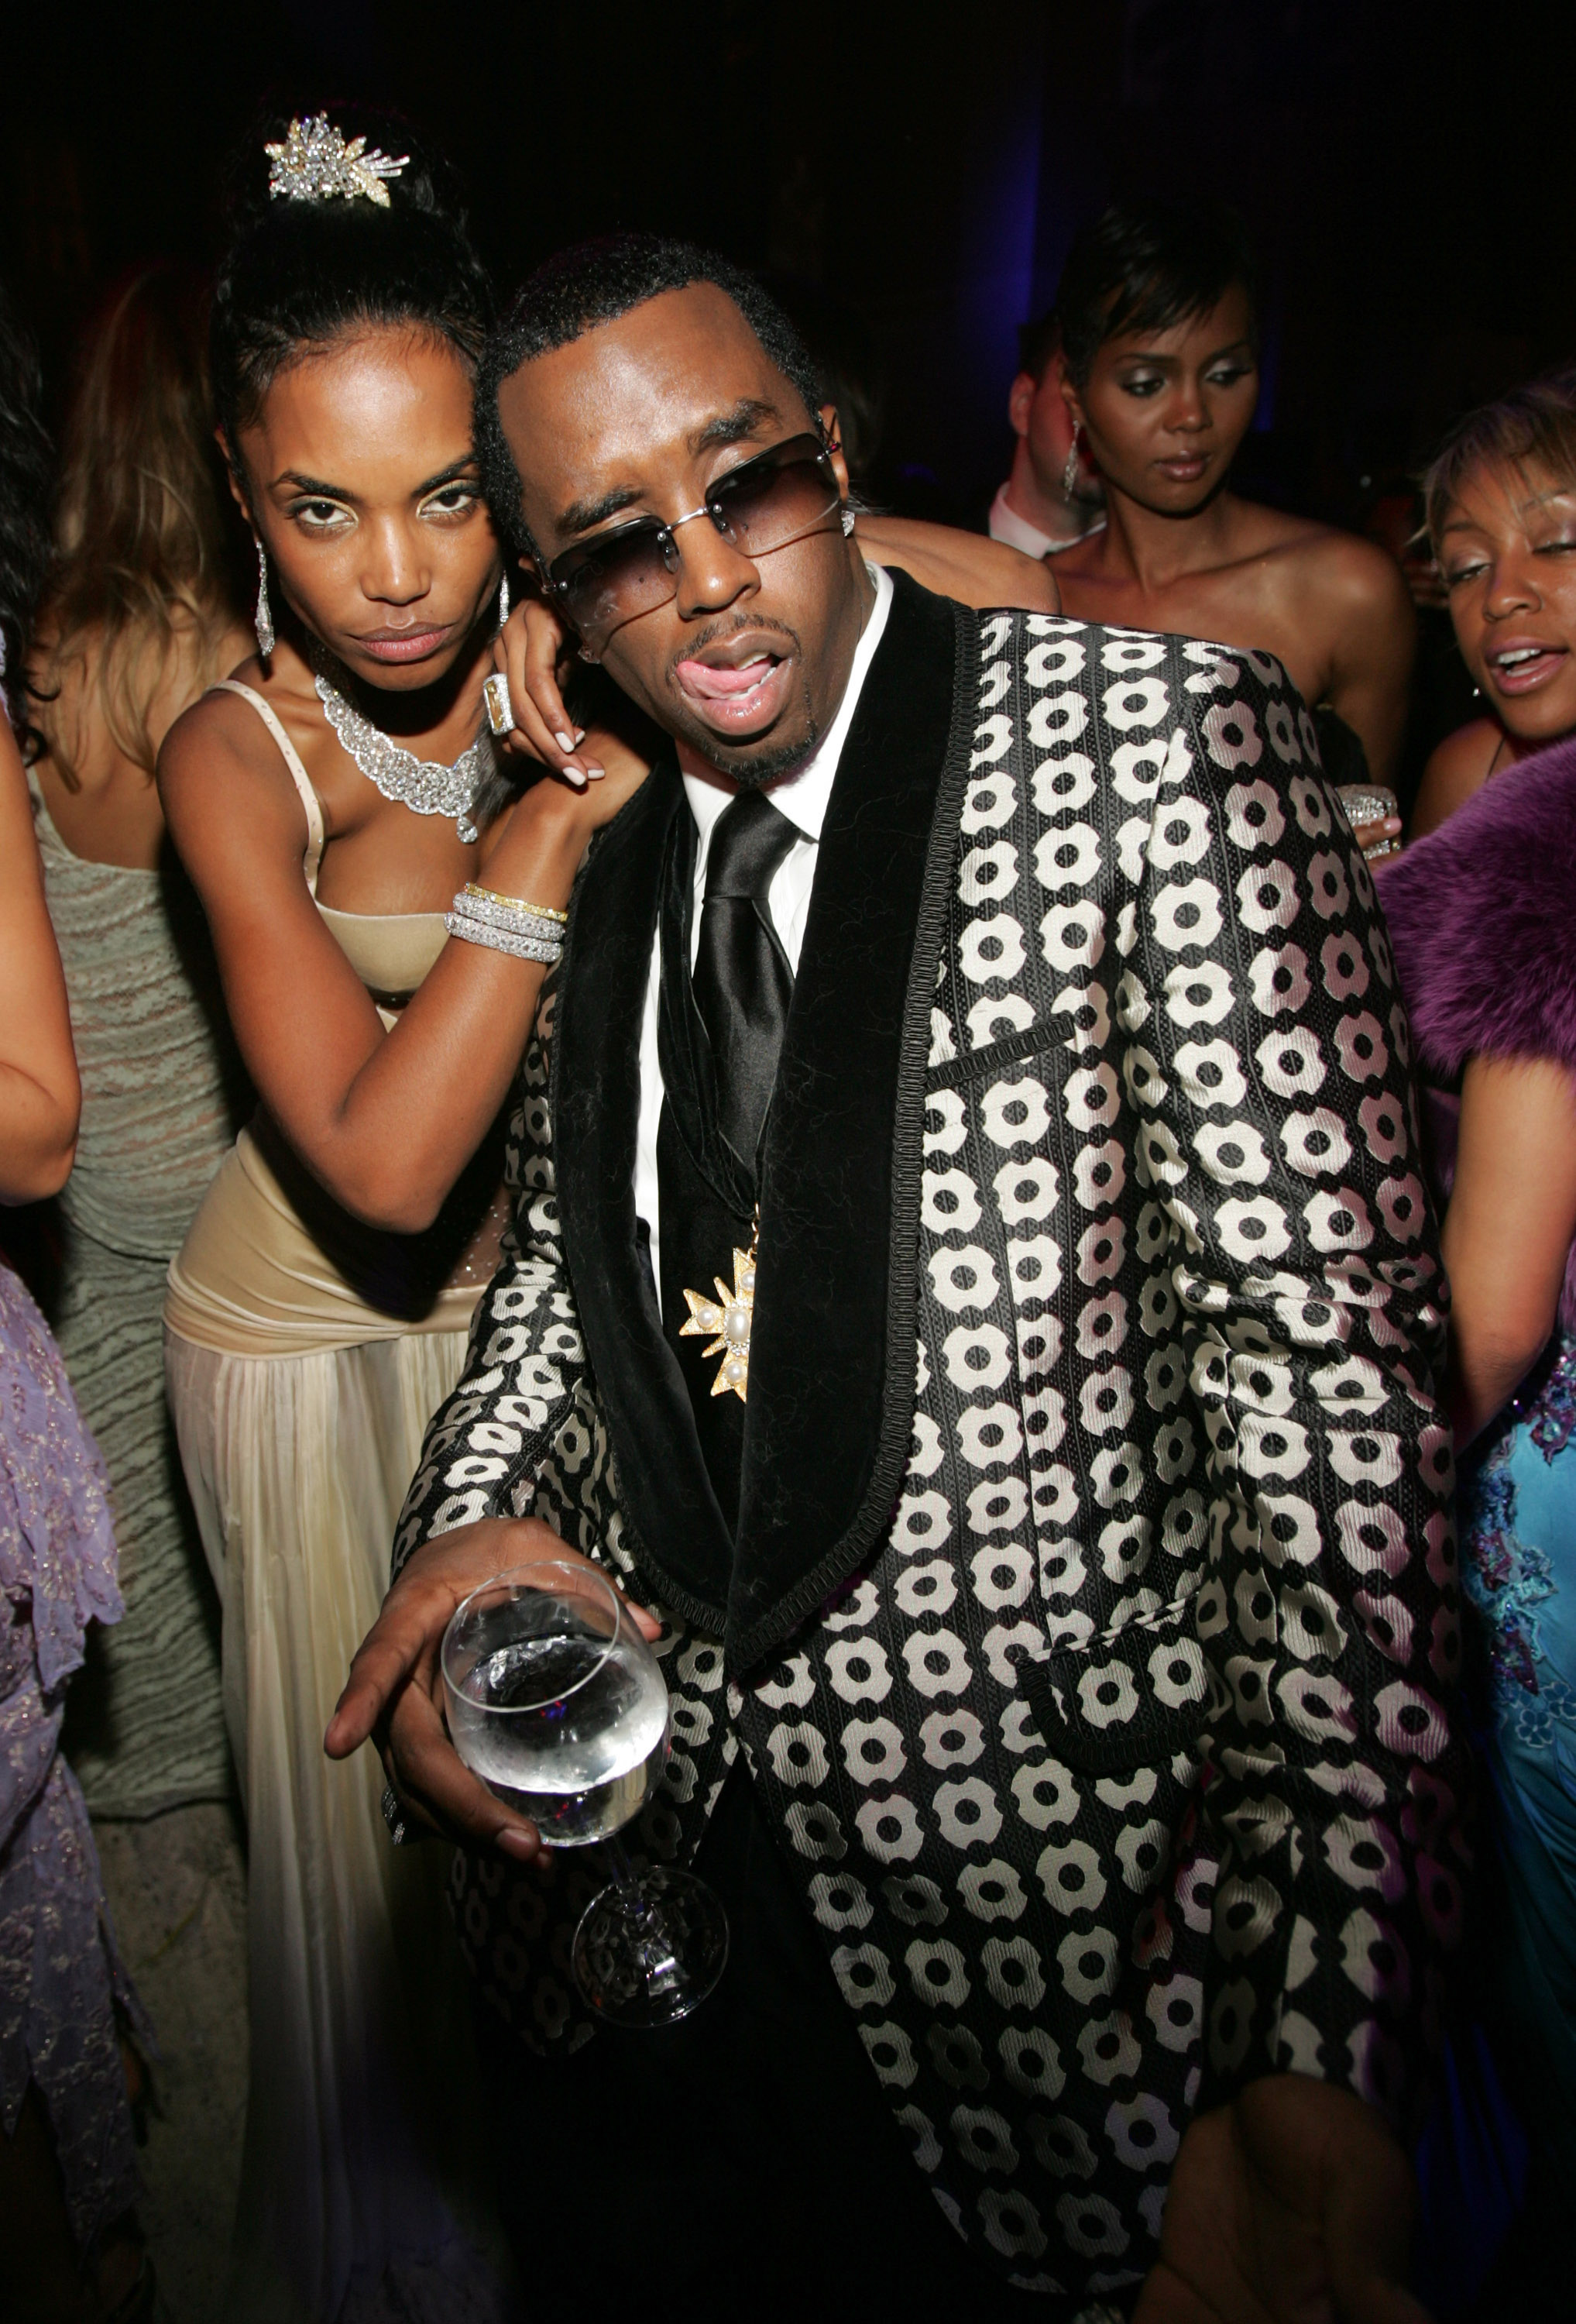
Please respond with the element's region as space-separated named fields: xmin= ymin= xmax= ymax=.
xmin=33 ymin=264 xmax=242 ymax=783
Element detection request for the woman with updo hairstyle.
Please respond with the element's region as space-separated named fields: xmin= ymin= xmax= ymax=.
xmin=156 ymin=109 xmax=644 ymax=2318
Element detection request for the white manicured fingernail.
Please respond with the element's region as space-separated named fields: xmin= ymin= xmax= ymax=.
xmin=555 ymin=731 xmax=575 ymax=751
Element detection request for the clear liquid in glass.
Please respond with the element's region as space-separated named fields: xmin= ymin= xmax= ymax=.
xmin=441 ymin=1559 xmax=728 ymax=2027
xmin=446 ymin=1619 xmax=670 ymax=1846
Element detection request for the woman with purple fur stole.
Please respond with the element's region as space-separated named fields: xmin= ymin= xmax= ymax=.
xmin=1384 ymin=735 xmax=1576 ymax=2262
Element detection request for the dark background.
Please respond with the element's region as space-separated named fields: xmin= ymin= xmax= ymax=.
xmin=5 ymin=0 xmax=1575 ymax=531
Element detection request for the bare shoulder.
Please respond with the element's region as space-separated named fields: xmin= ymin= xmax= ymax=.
xmin=1042 ymin=529 xmax=1109 ymax=595
xmin=1238 ymin=502 xmax=1409 ymax=612
xmin=1301 ymin=525 xmax=1412 ymax=624
xmin=156 ymin=665 xmax=309 ymax=871
xmin=1413 ymin=718 xmax=1502 ymax=837
xmin=856 ymin=514 xmax=1059 ymax=614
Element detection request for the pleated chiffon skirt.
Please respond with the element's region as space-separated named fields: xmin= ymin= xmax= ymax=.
xmin=165 ymin=1324 xmax=508 ymax=2323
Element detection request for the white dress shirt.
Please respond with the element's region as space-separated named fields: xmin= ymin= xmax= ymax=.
xmin=634 ymin=562 xmax=894 ymax=1309
xmin=987 ymin=480 xmax=1106 ymax=560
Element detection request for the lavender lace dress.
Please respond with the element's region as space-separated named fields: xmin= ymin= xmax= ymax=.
xmin=0 ymin=1258 xmax=149 ymax=2247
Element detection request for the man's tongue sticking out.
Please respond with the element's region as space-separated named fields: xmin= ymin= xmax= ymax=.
xmin=674 ymin=642 xmax=792 ymax=737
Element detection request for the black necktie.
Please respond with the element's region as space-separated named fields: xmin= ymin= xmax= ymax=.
xmin=691 ymin=789 xmax=799 ymax=1169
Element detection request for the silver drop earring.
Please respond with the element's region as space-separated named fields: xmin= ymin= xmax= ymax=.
xmin=841 ymin=505 xmax=856 ymax=537
xmin=253 ymin=537 xmax=275 ymax=660
xmin=498 ymin=568 xmax=510 ymax=627
xmin=1061 ymin=439 xmax=1082 ymax=498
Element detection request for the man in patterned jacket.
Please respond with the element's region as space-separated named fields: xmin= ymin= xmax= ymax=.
xmin=331 ymin=239 xmax=1462 ymax=2321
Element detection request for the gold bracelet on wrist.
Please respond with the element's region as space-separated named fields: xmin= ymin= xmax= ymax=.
xmin=462 ymin=882 xmax=569 ymax=923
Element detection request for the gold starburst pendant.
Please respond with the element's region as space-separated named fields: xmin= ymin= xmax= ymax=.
xmin=678 ymin=1222 xmax=758 ymax=1403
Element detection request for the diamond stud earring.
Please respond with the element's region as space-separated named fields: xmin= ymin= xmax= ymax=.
xmin=253 ymin=537 xmax=274 ymax=659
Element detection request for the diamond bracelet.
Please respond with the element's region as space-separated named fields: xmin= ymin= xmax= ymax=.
xmin=449 ymin=886 xmax=566 ymax=944
xmin=444 ymin=911 xmax=562 ymax=965
xmin=462 ymin=882 xmax=568 ymax=923
xmin=458 ymin=888 xmax=567 ymax=944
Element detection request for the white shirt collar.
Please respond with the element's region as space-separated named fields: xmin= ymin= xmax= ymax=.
xmin=677 ymin=562 xmax=893 ymax=862
xmin=987 ymin=480 xmax=1107 ymax=560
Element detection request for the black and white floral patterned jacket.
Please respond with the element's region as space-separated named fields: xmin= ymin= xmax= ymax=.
xmin=394 ymin=575 xmax=1468 ymax=2305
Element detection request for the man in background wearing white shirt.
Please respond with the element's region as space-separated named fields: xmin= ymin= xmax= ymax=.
xmin=989 ymin=308 xmax=1107 ymax=561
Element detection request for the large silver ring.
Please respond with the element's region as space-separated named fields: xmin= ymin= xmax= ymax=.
xmin=380 ymin=1783 xmax=411 ymax=1846
xmin=482 ymin=672 xmax=516 ymax=737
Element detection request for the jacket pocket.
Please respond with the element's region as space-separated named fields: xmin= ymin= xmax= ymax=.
xmin=1015 ymin=1593 xmax=1209 ymax=1775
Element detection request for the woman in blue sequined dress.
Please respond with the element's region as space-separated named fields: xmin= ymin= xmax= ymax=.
xmin=1385 ymin=704 xmax=1576 ymax=2302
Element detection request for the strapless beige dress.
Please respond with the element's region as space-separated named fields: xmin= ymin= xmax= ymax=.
xmin=163 ymin=682 xmax=508 ymax=2324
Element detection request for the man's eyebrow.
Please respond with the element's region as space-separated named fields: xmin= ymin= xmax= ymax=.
xmin=688 ymin=397 xmax=781 ymax=454
xmin=558 ymin=483 xmax=645 ymax=540
xmin=554 ymin=402 xmax=785 ymax=541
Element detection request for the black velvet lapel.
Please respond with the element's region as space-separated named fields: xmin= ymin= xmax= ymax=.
xmin=732 ymin=573 xmax=978 ymax=1668
xmin=551 ymin=756 xmax=736 ymax=1628
xmin=555 ymin=575 xmax=979 ymax=1659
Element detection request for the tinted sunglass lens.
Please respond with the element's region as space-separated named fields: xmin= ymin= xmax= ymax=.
xmin=561 ymin=528 xmax=671 ymax=634
xmin=711 ymin=442 xmax=839 ymax=558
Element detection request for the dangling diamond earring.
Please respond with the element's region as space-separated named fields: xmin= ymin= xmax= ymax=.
xmin=841 ymin=504 xmax=856 ymax=537
xmin=1061 ymin=436 xmax=1083 ymax=498
xmin=253 ymin=537 xmax=275 ymax=660
xmin=498 ymin=568 xmax=510 ymax=627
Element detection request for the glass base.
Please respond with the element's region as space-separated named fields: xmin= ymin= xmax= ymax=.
xmin=571 ymin=1864 xmax=730 ymax=2027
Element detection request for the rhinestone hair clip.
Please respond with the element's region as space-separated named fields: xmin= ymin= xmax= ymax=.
xmin=266 ymin=115 xmax=410 ymax=208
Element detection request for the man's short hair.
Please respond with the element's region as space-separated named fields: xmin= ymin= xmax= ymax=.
xmin=1056 ymin=199 xmax=1258 ymax=390
xmin=478 ymin=234 xmax=824 ymax=555
xmin=1015 ymin=308 xmax=1060 ymax=386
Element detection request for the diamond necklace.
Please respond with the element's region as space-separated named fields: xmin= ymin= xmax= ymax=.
xmin=311 ymin=645 xmax=493 ymax=844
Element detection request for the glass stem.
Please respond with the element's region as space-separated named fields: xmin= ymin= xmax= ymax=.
xmin=603 ymin=1833 xmax=653 ymax=1918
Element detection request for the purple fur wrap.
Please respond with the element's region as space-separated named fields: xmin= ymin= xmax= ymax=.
xmin=1383 ymin=731 xmax=1576 ymax=1329
xmin=1382 ymin=731 xmax=1576 ymax=1083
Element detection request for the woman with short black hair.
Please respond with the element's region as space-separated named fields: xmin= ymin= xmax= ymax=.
xmin=1052 ymin=198 xmax=1415 ymax=818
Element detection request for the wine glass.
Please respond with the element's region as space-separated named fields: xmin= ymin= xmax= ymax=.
xmin=441 ymin=1558 xmax=729 ymax=2027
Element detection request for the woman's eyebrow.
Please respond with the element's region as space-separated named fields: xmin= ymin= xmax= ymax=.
xmin=414 ymin=455 xmax=481 ymax=496
xmin=272 ymin=469 xmax=355 ymax=497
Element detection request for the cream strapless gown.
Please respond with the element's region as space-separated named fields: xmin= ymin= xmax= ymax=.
xmin=163 ymin=682 xmax=510 ymax=2324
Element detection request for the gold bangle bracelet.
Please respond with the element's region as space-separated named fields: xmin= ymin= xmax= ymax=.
xmin=462 ymin=882 xmax=568 ymax=923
